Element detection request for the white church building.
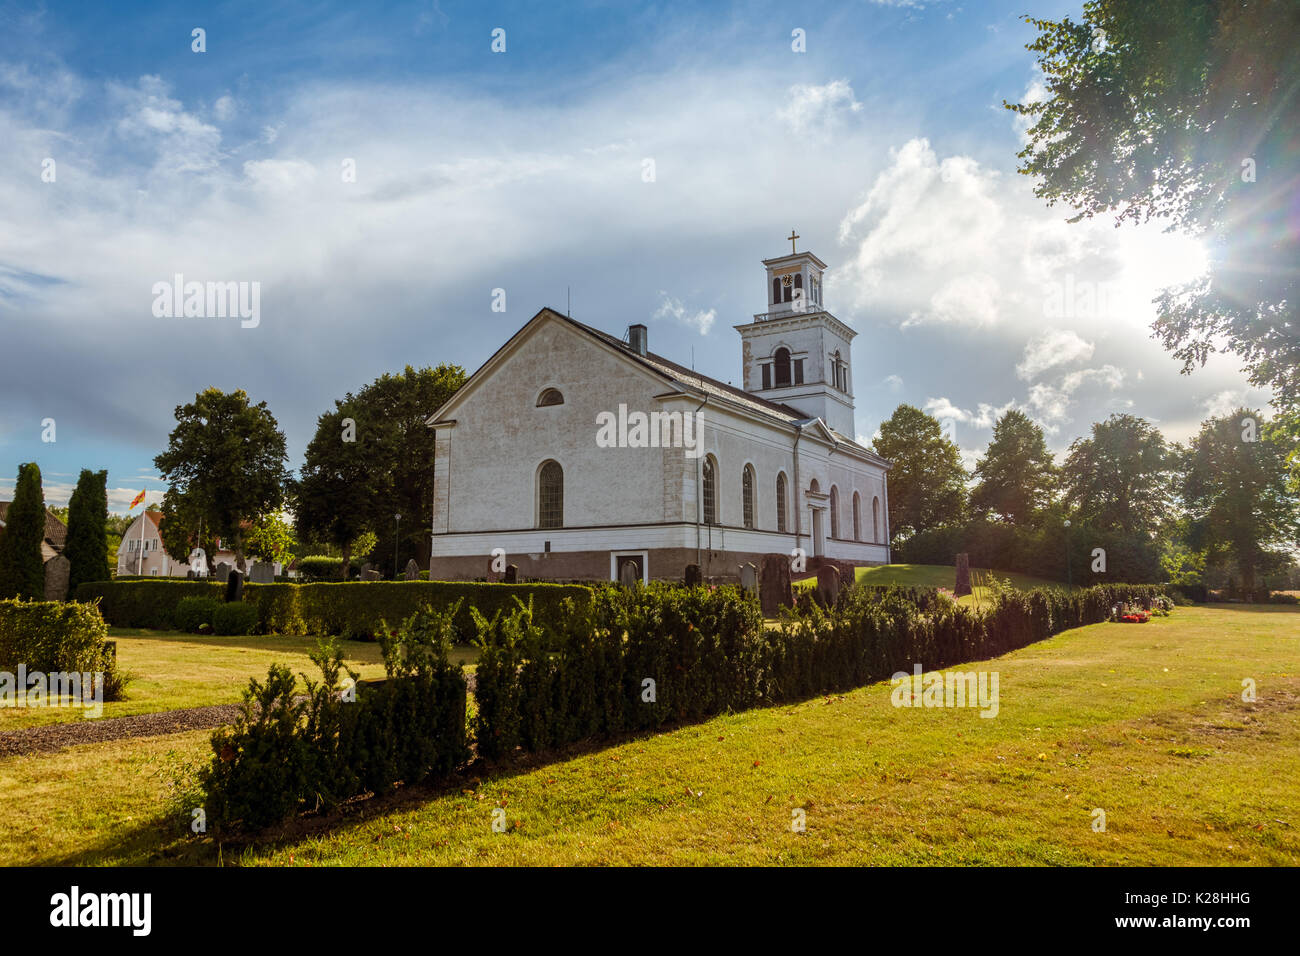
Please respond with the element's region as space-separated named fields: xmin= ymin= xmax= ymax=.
xmin=425 ymin=241 xmax=891 ymax=583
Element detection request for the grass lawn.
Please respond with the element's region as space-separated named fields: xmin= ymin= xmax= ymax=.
xmin=0 ymin=630 xmax=477 ymax=731
xmin=2 ymin=603 xmax=1295 ymax=866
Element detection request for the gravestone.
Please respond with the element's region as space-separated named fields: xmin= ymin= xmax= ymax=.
xmin=486 ymin=557 xmax=502 ymax=583
xmin=759 ymin=554 xmax=793 ymax=617
xmin=215 ymin=562 xmax=232 ymax=584
xmin=738 ymin=562 xmax=758 ymax=593
xmin=362 ymin=569 xmax=381 ymax=581
xmin=249 ymin=561 xmax=274 ymax=584
xmin=225 ymin=569 xmax=244 ymax=603
xmin=816 ymin=565 xmax=841 ymax=608
xmin=684 ymin=564 xmax=702 ymax=587
xmin=43 ymin=554 xmax=70 ymax=601
xmin=405 ymin=559 xmax=420 ymax=581
xmin=503 ymin=564 xmax=518 ymax=584
xmin=954 ymin=552 xmax=972 ymax=597
xmin=360 ymin=562 xmax=373 ymax=579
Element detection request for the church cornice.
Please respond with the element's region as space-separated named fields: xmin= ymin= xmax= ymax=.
xmin=734 ymin=309 xmax=857 ymax=341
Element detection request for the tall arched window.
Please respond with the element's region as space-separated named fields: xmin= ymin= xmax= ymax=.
xmin=538 ymin=460 xmax=563 ymax=529
xmin=829 ymin=485 xmax=840 ymax=539
xmin=536 ymin=388 xmax=564 ymax=407
xmin=872 ymin=496 xmax=881 ymax=543
xmin=742 ymin=465 xmax=755 ymax=529
xmin=702 ymin=456 xmax=718 ymax=525
xmin=776 ymin=472 xmax=788 ymax=533
xmin=853 ymin=491 xmax=862 ymax=541
xmin=773 ymin=277 xmax=781 ymax=303
xmin=774 ymin=347 xmax=791 ymax=388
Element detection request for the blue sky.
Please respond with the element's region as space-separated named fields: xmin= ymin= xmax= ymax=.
xmin=0 ymin=0 xmax=1267 ymax=511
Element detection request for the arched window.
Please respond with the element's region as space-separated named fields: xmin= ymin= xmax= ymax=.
xmin=829 ymin=485 xmax=840 ymax=539
xmin=742 ymin=464 xmax=755 ymax=529
xmin=536 ymin=388 xmax=564 ymax=407
xmin=794 ymin=273 xmax=803 ymax=292
xmin=774 ymin=347 xmax=791 ymax=388
xmin=853 ymin=492 xmax=862 ymax=541
xmin=773 ymin=277 xmax=781 ymax=303
xmin=872 ymin=496 xmax=881 ymax=543
xmin=776 ymin=472 xmax=788 ymax=533
xmin=538 ymin=460 xmax=563 ymax=528
xmin=782 ymin=276 xmax=793 ymax=303
xmin=702 ymin=456 xmax=718 ymax=525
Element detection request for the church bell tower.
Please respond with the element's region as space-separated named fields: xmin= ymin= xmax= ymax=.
xmin=735 ymin=232 xmax=857 ymax=436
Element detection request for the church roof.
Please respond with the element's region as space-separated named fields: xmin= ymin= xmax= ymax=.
xmin=426 ymin=307 xmax=890 ymax=468
xmin=557 ymin=314 xmax=889 ymax=467
xmin=0 ymin=503 xmax=68 ymax=550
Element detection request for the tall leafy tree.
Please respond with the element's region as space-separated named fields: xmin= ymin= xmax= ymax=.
xmin=970 ymin=410 xmax=1058 ymax=524
xmin=1180 ymin=409 xmax=1300 ymax=593
xmin=153 ymin=388 xmax=290 ymax=567
xmin=64 ymin=469 xmax=110 ymax=593
xmin=872 ymin=404 xmax=967 ymax=544
xmin=295 ymin=364 xmax=465 ymax=574
xmin=1061 ymin=414 xmax=1171 ymax=535
xmin=0 ymin=462 xmax=48 ymax=600
xmin=294 ymin=407 xmax=380 ymax=580
xmin=1009 ymin=1 xmax=1300 ymax=421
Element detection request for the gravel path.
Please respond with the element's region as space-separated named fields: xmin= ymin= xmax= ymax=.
xmin=0 ymin=704 xmax=241 ymax=758
xmin=0 ymin=674 xmax=477 ymax=759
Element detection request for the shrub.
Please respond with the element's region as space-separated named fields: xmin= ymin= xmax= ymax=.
xmin=174 ymin=596 xmax=222 ymax=633
xmin=76 ymin=579 xmax=592 ymax=641
xmin=201 ymin=604 xmax=467 ymax=834
xmin=212 ymin=601 xmax=259 ymax=636
xmin=471 ymin=580 xmax=1172 ymax=761
xmin=296 ymin=555 xmax=353 ymax=582
xmin=0 ymin=463 xmax=47 ymax=600
xmin=0 ymin=599 xmax=127 ymax=700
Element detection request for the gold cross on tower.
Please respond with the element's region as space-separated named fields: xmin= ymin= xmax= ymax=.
xmin=787 ymin=229 xmax=800 ymax=254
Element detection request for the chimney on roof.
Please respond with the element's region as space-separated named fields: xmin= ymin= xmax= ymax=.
xmin=628 ymin=323 xmax=648 ymax=356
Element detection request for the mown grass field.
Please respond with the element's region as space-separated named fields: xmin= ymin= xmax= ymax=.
xmin=1 ymin=603 xmax=1295 ymax=866
xmin=0 ymin=630 xmax=474 ymax=731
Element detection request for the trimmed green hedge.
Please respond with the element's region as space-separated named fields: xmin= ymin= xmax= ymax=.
xmin=201 ymin=604 xmax=468 ymax=833
xmin=0 ymin=599 xmax=127 ymax=700
xmin=74 ymin=579 xmax=592 ymax=641
xmin=472 ymin=581 xmax=1171 ymax=759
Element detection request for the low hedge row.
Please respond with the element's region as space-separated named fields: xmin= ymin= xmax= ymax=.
xmin=74 ymin=579 xmax=593 ymax=641
xmin=472 ymin=580 xmax=1169 ymax=759
xmin=203 ymin=579 xmax=1169 ymax=832
xmin=202 ymin=604 xmax=468 ymax=832
xmin=0 ymin=599 xmax=127 ymax=700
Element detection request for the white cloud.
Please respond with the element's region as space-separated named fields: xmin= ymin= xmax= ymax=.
xmin=924 ymin=396 xmax=1016 ymax=430
xmin=1016 ymin=329 xmax=1095 ymax=380
xmin=213 ymin=95 xmax=236 ymax=122
xmin=653 ymin=293 xmax=716 ymax=335
xmin=1025 ymin=365 xmax=1125 ymax=430
xmin=778 ymin=80 xmax=863 ymax=137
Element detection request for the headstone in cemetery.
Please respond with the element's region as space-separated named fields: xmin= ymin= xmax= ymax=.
xmin=225 ymin=569 xmax=244 ymax=603
xmin=759 ymin=554 xmax=793 ymax=617
xmin=215 ymin=562 xmax=232 ymax=584
xmin=362 ymin=569 xmax=381 ymax=581
xmin=503 ymin=564 xmax=518 ymax=584
xmin=816 ymin=564 xmax=840 ymax=608
xmin=954 ymin=552 xmax=972 ymax=597
xmin=684 ymin=564 xmax=702 ymax=587
xmin=44 ymin=554 xmax=70 ymax=601
xmin=738 ymin=562 xmax=758 ymax=593
xmin=486 ymin=557 xmax=502 ymax=583
xmin=249 ymin=561 xmax=274 ymax=584
xmin=360 ymin=562 xmax=373 ymax=579
xmin=405 ymin=559 xmax=420 ymax=581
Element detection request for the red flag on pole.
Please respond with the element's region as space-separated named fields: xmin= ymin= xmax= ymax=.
xmin=128 ymin=489 xmax=147 ymax=510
